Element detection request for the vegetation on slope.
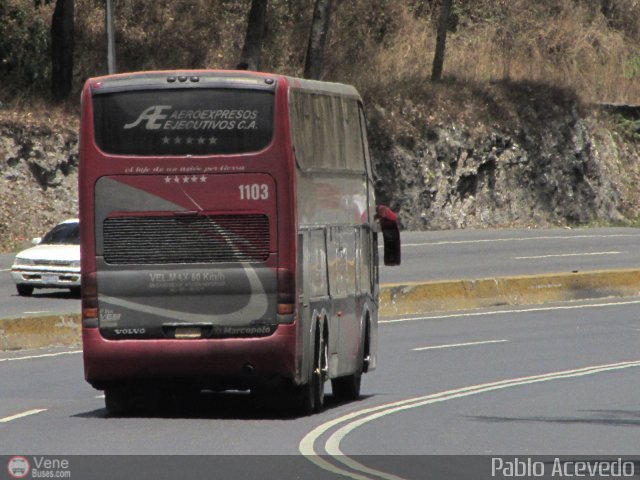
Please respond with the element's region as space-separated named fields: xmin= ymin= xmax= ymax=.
xmin=0 ymin=0 xmax=638 ymax=105
xmin=0 ymin=0 xmax=639 ymax=249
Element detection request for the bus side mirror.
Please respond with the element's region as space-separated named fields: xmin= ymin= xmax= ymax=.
xmin=376 ymin=205 xmax=401 ymax=266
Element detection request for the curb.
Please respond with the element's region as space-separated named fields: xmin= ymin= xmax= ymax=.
xmin=2 ymin=269 xmax=639 ymax=351
xmin=379 ymin=269 xmax=640 ymax=316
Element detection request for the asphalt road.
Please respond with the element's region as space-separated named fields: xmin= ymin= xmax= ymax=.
xmin=0 ymin=297 xmax=639 ymax=478
xmin=380 ymin=227 xmax=640 ymax=284
xmin=2 ymin=227 xmax=640 ymax=319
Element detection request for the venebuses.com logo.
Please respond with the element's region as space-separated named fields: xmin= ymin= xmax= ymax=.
xmin=7 ymin=457 xmax=30 ymax=479
xmin=6 ymin=456 xmax=71 ymax=479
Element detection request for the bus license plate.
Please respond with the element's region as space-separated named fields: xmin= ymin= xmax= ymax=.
xmin=175 ymin=327 xmax=202 ymax=339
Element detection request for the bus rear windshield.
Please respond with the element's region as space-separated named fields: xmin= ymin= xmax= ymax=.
xmin=92 ymin=89 xmax=274 ymax=156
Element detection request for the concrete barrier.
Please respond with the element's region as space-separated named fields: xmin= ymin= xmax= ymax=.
xmin=1 ymin=269 xmax=639 ymax=351
xmin=379 ymin=269 xmax=640 ymax=316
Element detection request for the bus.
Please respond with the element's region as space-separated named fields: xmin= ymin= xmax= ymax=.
xmin=79 ymin=70 xmax=401 ymax=414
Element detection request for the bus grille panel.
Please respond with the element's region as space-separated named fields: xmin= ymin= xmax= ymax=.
xmin=103 ymin=214 xmax=270 ymax=264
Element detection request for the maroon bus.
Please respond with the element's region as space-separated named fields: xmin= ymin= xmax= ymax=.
xmin=79 ymin=70 xmax=400 ymax=414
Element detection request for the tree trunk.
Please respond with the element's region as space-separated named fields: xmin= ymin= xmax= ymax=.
xmin=237 ymin=0 xmax=268 ymax=71
xmin=303 ymin=0 xmax=332 ymax=80
xmin=51 ymin=0 xmax=74 ymax=99
xmin=431 ymin=0 xmax=453 ymax=82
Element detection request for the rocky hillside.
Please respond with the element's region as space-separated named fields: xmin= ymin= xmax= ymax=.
xmin=0 ymin=114 xmax=78 ymax=251
xmin=1 ymin=1 xmax=640 ymax=251
xmin=0 ymin=83 xmax=638 ymax=252
xmin=366 ymin=81 xmax=640 ymax=229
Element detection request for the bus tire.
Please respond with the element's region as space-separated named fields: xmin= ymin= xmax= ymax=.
xmin=104 ymin=385 xmax=161 ymax=415
xmin=331 ymin=373 xmax=361 ymax=402
xmin=331 ymin=319 xmax=366 ymax=402
xmin=298 ymin=324 xmax=327 ymax=415
xmin=104 ymin=387 xmax=133 ymax=415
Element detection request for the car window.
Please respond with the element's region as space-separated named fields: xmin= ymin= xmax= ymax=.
xmin=41 ymin=222 xmax=80 ymax=245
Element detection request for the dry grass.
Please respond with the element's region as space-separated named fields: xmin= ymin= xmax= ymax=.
xmin=329 ymin=0 xmax=640 ymax=106
xmin=2 ymin=1 xmax=640 ymax=113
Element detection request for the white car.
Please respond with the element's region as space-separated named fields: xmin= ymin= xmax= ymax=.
xmin=11 ymin=219 xmax=81 ymax=296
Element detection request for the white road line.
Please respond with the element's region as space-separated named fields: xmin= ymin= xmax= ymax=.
xmin=0 ymin=268 xmax=11 ymax=272
xmin=413 ymin=339 xmax=508 ymax=351
xmin=515 ymin=251 xmax=623 ymax=260
xmin=0 ymin=409 xmax=47 ymax=423
xmin=380 ymin=299 xmax=640 ymax=324
xmin=23 ymin=311 xmax=51 ymax=315
xmin=401 ymin=233 xmax=637 ymax=248
xmin=300 ymin=359 xmax=640 ymax=480
xmin=0 ymin=350 xmax=82 ymax=363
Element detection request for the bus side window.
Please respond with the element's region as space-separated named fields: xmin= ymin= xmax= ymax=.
xmin=358 ymin=227 xmax=372 ymax=295
xmin=309 ymin=229 xmax=328 ymax=298
xmin=344 ymin=100 xmax=365 ymax=172
xmin=298 ymin=232 xmax=305 ymax=300
xmin=358 ymin=105 xmax=374 ymax=180
xmin=327 ymin=227 xmax=347 ymax=298
xmin=344 ymin=228 xmax=357 ymax=296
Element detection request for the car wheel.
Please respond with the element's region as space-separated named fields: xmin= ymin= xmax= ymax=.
xmin=16 ymin=284 xmax=34 ymax=297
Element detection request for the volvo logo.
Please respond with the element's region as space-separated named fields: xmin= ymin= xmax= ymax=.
xmin=114 ymin=328 xmax=146 ymax=335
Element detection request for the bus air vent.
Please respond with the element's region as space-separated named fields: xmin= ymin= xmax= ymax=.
xmin=103 ymin=214 xmax=270 ymax=264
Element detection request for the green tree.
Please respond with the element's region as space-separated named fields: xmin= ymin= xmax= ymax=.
xmin=0 ymin=1 xmax=50 ymax=90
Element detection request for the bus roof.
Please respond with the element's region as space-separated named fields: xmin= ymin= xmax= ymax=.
xmin=86 ymin=70 xmax=361 ymax=100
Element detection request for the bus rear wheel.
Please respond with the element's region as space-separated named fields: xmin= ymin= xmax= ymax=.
xmin=331 ymin=321 xmax=366 ymax=402
xmin=104 ymin=385 xmax=162 ymax=415
xmin=298 ymin=326 xmax=327 ymax=415
xmin=331 ymin=373 xmax=361 ymax=402
xmin=104 ymin=387 xmax=135 ymax=415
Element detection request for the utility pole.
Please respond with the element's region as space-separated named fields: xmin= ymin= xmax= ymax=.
xmin=105 ymin=0 xmax=116 ymax=74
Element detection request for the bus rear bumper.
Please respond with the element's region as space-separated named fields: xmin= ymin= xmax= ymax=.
xmin=82 ymin=324 xmax=298 ymax=391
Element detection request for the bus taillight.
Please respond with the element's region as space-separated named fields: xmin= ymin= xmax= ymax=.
xmin=277 ymin=268 xmax=295 ymax=321
xmin=81 ymin=272 xmax=98 ymax=326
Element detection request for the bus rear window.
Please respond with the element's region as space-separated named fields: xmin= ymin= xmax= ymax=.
xmin=93 ymin=89 xmax=274 ymax=155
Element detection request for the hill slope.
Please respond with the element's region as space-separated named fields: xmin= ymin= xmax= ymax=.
xmin=1 ymin=0 xmax=639 ymax=250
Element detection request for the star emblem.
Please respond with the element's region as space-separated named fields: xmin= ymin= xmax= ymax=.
xmin=164 ymin=176 xmax=172 ymax=183
xmin=174 ymin=136 xmax=182 ymax=144
xmin=162 ymin=136 xmax=170 ymax=144
xmin=199 ymin=175 xmax=207 ymax=183
xmin=209 ymin=136 xmax=217 ymax=145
